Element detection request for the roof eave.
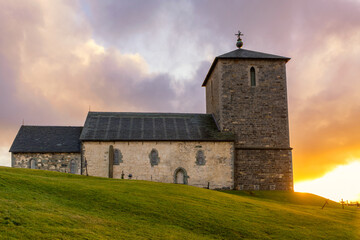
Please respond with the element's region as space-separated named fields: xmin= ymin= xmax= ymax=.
xmin=10 ymin=151 xmax=81 ymax=153
xmin=80 ymin=139 xmax=235 ymax=142
xmin=202 ymin=57 xmax=218 ymax=87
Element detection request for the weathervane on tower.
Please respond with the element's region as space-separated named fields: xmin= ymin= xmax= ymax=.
xmin=235 ymin=31 xmax=244 ymax=48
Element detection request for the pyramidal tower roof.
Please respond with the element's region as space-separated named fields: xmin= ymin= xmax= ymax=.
xmin=217 ymin=48 xmax=290 ymax=60
xmin=202 ymin=48 xmax=290 ymax=86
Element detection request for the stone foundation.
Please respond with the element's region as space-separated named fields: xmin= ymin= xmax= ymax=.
xmin=234 ymin=149 xmax=293 ymax=190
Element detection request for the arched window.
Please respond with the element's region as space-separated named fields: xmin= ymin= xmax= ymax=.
xmin=29 ymin=159 xmax=36 ymax=169
xmin=250 ymin=67 xmax=256 ymax=86
xmin=195 ymin=150 xmax=206 ymax=165
xmin=114 ymin=149 xmax=123 ymax=165
xmin=70 ymin=160 xmax=76 ymax=174
xmin=149 ymin=149 xmax=160 ymax=166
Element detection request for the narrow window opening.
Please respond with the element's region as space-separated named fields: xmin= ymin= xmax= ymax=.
xmin=114 ymin=149 xmax=123 ymax=165
xmin=149 ymin=149 xmax=160 ymax=166
xmin=70 ymin=160 xmax=76 ymax=174
xmin=195 ymin=150 xmax=206 ymax=165
xmin=250 ymin=67 xmax=256 ymax=86
xmin=29 ymin=159 xmax=36 ymax=169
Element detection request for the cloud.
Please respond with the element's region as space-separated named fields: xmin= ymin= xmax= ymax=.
xmin=0 ymin=0 xmax=206 ymax=166
xmin=289 ymin=34 xmax=360 ymax=179
xmin=1 ymin=0 xmax=360 ymax=185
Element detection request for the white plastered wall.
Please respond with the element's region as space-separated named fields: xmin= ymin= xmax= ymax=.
xmin=83 ymin=141 xmax=234 ymax=189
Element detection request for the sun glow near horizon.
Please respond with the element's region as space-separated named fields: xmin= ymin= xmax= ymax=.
xmin=295 ymin=160 xmax=360 ymax=202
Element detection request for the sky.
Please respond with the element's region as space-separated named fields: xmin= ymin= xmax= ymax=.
xmin=1 ymin=0 xmax=360 ymax=201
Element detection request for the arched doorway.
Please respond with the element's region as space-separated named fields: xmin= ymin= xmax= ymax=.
xmin=174 ymin=167 xmax=188 ymax=185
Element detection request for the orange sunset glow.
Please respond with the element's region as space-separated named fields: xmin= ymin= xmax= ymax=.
xmin=295 ymin=161 xmax=360 ymax=202
xmin=1 ymin=0 xmax=360 ymax=201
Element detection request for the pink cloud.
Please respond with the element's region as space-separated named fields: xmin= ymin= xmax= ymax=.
xmin=1 ymin=0 xmax=360 ymax=183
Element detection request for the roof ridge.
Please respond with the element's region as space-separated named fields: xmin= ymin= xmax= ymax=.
xmin=88 ymin=111 xmax=210 ymax=115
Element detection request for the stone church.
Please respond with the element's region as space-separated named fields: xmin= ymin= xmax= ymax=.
xmin=10 ymin=35 xmax=293 ymax=190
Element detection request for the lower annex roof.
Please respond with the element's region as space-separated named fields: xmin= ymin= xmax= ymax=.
xmin=9 ymin=126 xmax=82 ymax=153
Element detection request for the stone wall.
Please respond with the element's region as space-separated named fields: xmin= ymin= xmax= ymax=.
xmin=215 ymin=59 xmax=290 ymax=147
xmin=205 ymin=58 xmax=293 ymax=190
xmin=12 ymin=152 xmax=81 ymax=174
xmin=82 ymin=141 xmax=234 ymax=189
xmin=206 ymin=62 xmax=221 ymax=125
xmin=235 ymin=149 xmax=293 ymax=190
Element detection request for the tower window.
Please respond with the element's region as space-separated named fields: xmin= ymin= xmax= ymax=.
xmin=250 ymin=67 xmax=256 ymax=86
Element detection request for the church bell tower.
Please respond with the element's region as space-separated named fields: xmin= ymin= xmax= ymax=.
xmin=202 ymin=32 xmax=293 ymax=190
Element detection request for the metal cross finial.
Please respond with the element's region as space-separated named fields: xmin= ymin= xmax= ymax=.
xmin=235 ymin=31 xmax=244 ymax=39
xmin=235 ymin=30 xmax=244 ymax=48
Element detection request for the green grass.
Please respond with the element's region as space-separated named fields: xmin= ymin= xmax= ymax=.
xmin=0 ymin=167 xmax=358 ymax=240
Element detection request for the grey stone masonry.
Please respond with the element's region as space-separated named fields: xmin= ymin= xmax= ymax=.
xmin=235 ymin=149 xmax=293 ymax=190
xmin=205 ymin=58 xmax=293 ymax=190
xmin=12 ymin=152 xmax=81 ymax=174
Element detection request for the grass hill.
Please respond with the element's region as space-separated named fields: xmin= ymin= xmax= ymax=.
xmin=0 ymin=167 xmax=358 ymax=240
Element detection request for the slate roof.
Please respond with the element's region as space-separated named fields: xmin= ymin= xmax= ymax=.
xmin=80 ymin=112 xmax=234 ymax=141
xmin=9 ymin=126 xmax=83 ymax=153
xmin=202 ymin=48 xmax=290 ymax=86
xmin=217 ymin=48 xmax=290 ymax=60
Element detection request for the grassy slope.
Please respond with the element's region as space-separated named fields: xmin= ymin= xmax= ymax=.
xmin=0 ymin=167 xmax=358 ymax=240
